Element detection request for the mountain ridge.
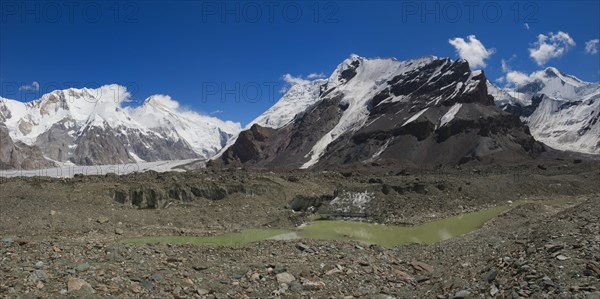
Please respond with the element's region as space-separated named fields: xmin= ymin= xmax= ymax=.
xmin=2 ymin=56 xmax=597 ymax=170
xmin=211 ymin=54 xmax=546 ymax=170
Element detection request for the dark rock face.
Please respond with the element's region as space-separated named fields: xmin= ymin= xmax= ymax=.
xmin=72 ymin=125 xmax=133 ymax=165
xmin=30 ymin=118 xmax=202 ymax=166
xmin=118 ymin=128 xmax=200 ymax=163
xmin=339 ymin=60 xmax=360 ymax=83
xmin=32 ymin=119 xmax=202 ymax=166
xmin=34 ymin=120 xmax=77 ymax=162
xmin=218 ymin=124 xmax=276 ymax=166
xmin=112 ymin=188 xmax=168 ymax=209
xmin=215 ymin=56 xmax=544 ymax=170
xmin=497 ymin=94 xmax=544 ymax=117
xmin=0 ymin=124 xmax=55 ymax=170
xmin=111 ymin=181 xmax=274 ymax=208
xmin=214 ymin=93 xmax=346 ymax=169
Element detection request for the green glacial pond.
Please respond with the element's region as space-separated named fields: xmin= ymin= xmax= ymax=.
xmin=123 ymin=199 xmax=577 ymax=248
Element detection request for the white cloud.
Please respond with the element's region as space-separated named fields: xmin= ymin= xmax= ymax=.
xmin=448 ymin=35 xmax=495 ymax=68
xmin=505 ymin=71 xmax=532 ymax=86
xmin=307 ymin=73 xmax=326 ymax=79
xmin=154 ymin=95 xmax=181 ymax=110
xmin=528 ymin=31 xmax=575 ymax=66
xmin=585 ymin=39 xmax=599 ymax=55
xmin=501 ymin=59 xmax=510 ymax=72
xmin=19 ymin=81 xmax=40 ymax=91
xmin=209 ymin=110 xmax=223 ymax=115
xmin=524 ymin=23 xmax=530 ymax=30
xmin=282 ymin=74 xmax=310 ymax=85
xmin=498 ymin=58 xmax=534 ymax=87
xmin=280 ymin=73 xmax=325 ymax=93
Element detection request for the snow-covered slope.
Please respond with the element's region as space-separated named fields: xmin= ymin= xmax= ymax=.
xmin=0 ymin=85 xmax=241 ymax=166
xmin=491 ymin=67 xmax=600 ymax=154
xmin=301 ymin=55 xmax=446 ymax=168
xmin=527 ymin=92 xmax=599 ymax=153
xmin=487 ymin=81 xmax=531 ymax=107
xmin=249 ymin=79 xmax=326 ymax=129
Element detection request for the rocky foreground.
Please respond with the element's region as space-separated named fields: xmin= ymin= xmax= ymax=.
xmin=0 ymin=163 xmax=599 ymax=298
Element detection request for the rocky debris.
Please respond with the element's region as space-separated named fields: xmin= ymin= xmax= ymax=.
xmin=0 ymin=167 xmax=598 ymax=297
xmin=410 ymin=261 xmax=433 ymax=274
xmin=289 ymin=195 xmax=332 ymax=212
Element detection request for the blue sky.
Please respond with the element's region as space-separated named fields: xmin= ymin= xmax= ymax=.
xmin=1 ymin=0 xmax=599 ymax=125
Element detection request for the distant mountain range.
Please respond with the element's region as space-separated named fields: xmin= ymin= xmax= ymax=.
xmin=1 ymin=55 xmax=598 ymax=170
xmin=0 ymin=86 xmax=240 ymax=169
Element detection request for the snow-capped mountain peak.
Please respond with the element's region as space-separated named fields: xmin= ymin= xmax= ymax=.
xmin=490 ymin=67 xmax=599 ymax=154
xmin=514 ymin=67 xmax=592 ymax=101
xmin=542 ymin=67 xmax=587 ymax=86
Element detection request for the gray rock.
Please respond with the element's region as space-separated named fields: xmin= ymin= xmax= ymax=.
xmin=67 ymin=277 xmax=92 ymax=293
xmin=276 ymin=272 xmax=295 ymax=284
xmin=97 ymin=217 xmax=110 ymax=224
xmin=75 ymin=263 xmax=90 ymax=272
xmin=295 ymin=243 xmax=310 ymax=251
xmin=585 ymin=292 xmax=600 ymax=299
xmin=486 ymin=269 xmax=498 ymax=283
xmin=233 ymin=272 xmax=244 ymax=280
xmin=289 ymin=281 xmax=303 ymax=292
xmin=490 ymin=285 xmax=499 ymax=296
xmin=556 ymin=254 xmax=569 ymax=261
xmin=1 ymin=236 xmax=16 ymax=244
xmin=28 ymin=270 xmax=47 ymax=283
xmin=139 ymin=279 xmax=153 ymax=290
xmin=192 ymin=265 xmax=209 ymax=271
xmin=453 ymin=290 xmax=471 ymax=299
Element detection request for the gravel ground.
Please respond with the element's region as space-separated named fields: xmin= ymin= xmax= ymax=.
xmin=1 ymin=163 xmax=599 ymax=298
